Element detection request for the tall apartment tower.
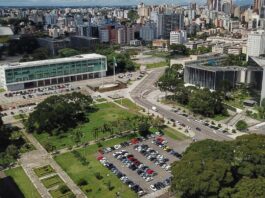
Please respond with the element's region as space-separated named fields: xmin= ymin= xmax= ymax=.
xmin=247 ymin=30 xmax=265 ymax=60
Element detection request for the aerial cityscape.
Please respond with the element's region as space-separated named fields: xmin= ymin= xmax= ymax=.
xmin=0 ymin=0 xmax=265 ymax=197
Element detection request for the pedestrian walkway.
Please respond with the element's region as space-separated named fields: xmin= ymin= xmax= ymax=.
xmin=18 ymin=128 xmax=87 ymax=198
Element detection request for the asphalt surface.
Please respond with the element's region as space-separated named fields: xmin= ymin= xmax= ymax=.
xmin=130 ymin=68 xmax=232 ymax=141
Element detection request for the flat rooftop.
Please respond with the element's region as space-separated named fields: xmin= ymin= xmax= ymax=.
xmin=186 ymin=64 xmax=247 ymax=72
xmin=2 ymin=54 xmax=106 ymax=69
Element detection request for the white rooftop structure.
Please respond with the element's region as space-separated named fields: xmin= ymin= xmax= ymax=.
xmin=0 ymin=26 xmax=14 ymax=36
xmin=2 ymin=53 xmax=106 ymax=69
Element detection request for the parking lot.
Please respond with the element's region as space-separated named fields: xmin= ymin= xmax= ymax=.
xmin=100 ymin=134 xmax=191 ymax=196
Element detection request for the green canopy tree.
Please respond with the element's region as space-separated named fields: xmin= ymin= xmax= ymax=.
xmin=171 ymin=134 xmax=265 ymax=197
xmin=27 ymin=92 xmax=93 ymax=134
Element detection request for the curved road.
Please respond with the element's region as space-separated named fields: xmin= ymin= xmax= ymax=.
xmin=131 ymin=68 xmax=231 ymax=141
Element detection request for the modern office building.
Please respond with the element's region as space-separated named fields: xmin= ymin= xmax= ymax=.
xmin=0 ymin=54 xmax=107 ymax=91
xmin=37 ymin=37 xmax=70 ymax=56
xmin=157 ymin=13 xmax=184 ymax=39
xmin=70 ymin=36 xmax=99 ymax=50
xmin=140 ymin=22 xmax=157 ymax=41
xmin=184 ymin=65 xmax=245 ymax=90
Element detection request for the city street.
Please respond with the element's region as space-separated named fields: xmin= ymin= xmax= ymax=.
xmin=130 ymin=68 xmax=232 ymax=142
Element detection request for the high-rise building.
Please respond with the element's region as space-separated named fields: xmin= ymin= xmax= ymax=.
xmin=170 ymin=30 xmax=187 ymax=45
xmin=157 ymin=13 xmax=184 ymax=39
xmin=247 ymin=30 xmax=265 ymax=60
xmin=140 ymin=22 xmax=157 ymax=41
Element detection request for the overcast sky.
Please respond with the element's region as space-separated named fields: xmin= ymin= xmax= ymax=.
xmin=0 ymin=0 xmax=203 ymax=6
xmin=0 ymin=0 xmax=250 ymax=6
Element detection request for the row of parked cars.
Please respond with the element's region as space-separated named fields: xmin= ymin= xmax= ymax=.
xmin=150 ymin=177 xmax=172 ymax=192
xmin=134 ymin=144 xmax=171 ymax=171
xmin=4 ymin=84 xmax=72 ymax=97
xmin=151 ymin=137 xmax=182 ymax=159
xmin=102 ymin=134 xmax=159 ymax=154
xmin=99 ymin=157 xmax=146 ymax=196
xmin=113 ymin=150 xmax=156 ymax=182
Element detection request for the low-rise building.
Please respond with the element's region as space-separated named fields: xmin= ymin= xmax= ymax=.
xmin=0 ymin=54 xmax=107 ymax=91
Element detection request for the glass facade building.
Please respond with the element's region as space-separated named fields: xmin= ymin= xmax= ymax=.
xmin=0 ymin=54 xmax=107 ymax=91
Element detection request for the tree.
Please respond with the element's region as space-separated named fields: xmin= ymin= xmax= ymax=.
xmin=31 ymin=47 xmax=49 ymax=60
xmin=169 ymin=44 xmax=188 ymax=55
xmin=236 ymin=120 xmax=248 ymax=131
xmin=5 ymin=145 xmax=18 ymax=159
xmin=171 ymin=134 xmax=265 ymax=197
xmin=127 ymin=10 xmax=139 ymax=22
xmin=27 ymin=92 xmax=93 ymax=134
xmin=189 ymin=88 xmax=226 ymax=117
xmin=58 ymin=48 xmax=80 ymax=57
xmin=152 ymin=117 xmax=164 ymax=132
xmin=137 ymin=117 xmax=151 ymax=137
xmin=72 ymin=130 xmax=83 ymax=144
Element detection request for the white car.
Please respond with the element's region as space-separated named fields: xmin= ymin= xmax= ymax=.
xmin=150 ymin=185 xmax=157 ymax=192
xmin=165 ymin=165 xmax=171 ymax=171
xmin=145 ymin=177 xmax=153 ymax=182
xmin=114 ymin=144 xmax=121 ymax=150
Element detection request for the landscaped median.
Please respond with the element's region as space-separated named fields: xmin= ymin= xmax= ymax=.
xmin=54 ymin=135 xmax=138 ymax=198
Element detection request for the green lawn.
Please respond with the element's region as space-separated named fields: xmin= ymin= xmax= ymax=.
xmin=13 ymin=114 xmax=28 ymax=120
xmin=146 ymin=61 xmax=167 ymax=69
xmin=49 ymin=185 xmax=74 ymax=198
xmin=212 ymin=114 xmax=229 ymax=121
xmin=163 ymin=127 xmax=188 ymax=140
xmin=96 ymin=98 xmax=107 ymax=103
xmin=34 ymin=165 xmax=55 ymax=178
xmin=33 ymin=102 xmax=137 ymax=150
xmin=0 ymin=88 xmax=5 ymax=93
xmin=150 ymin=127 xmax=188 ymax=140
xmin=224 ymin=88 xmax=251 ymax=109
xmin=54 ymin=135 xmax=137 ymax=198
xmin=5 ymin=167 xmax=41 ymax=198
xmin=115 ymin=98 xmax=142 ymax=112
xmin=41 ymin=175 xmax=64 ymax=189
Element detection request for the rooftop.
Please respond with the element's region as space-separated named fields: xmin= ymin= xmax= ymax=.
xmin=250 ymin=56 xmax=265 ymax=68
xmin=0 ymin=26 xmax=13 ymax=36
xmin=186 ymin=64 xmax=247 ymax=72
xmin=2 ymin=54 xmax=106 ymax=69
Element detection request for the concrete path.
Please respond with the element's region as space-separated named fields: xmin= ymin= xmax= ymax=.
xmin=17 ymin=126 xmax=87 ymax=198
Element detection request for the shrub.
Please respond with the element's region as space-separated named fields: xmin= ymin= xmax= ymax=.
xmin=78 ymin=178 xmax=88 ymax=186
xmin=236 ymin=120 xmax=248 ymax=131
xmin=94 ymin=172 xmax=103 ymax=180
xmin=59 ymin=185 xmax=69 ymax=194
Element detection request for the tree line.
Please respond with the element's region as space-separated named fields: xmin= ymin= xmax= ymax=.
xmin=158 ymin=65 xmax=227 ymax=117
xmin=171 ymin=134 xmax=265 ymax=197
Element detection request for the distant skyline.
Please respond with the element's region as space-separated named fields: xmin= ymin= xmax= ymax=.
xmin=0 ymin=0 xmax=251 ymax=6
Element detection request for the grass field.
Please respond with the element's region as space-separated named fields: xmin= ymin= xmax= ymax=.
xmin=5 ymin=167 xmax=41 ymax=198
xmin=41 ymin=175 xmax=64 ymax=189
xmin=34 ymin=165 xmax=55 ymax=178
xmin=54 ymin=135 xmax=137 ymax=198
xmin=95 ymin=98 xmax=107 ymax=103
xmin=212 ymin=114 xmax=229 ymax=121
xmin=0 ymin=88 xmax=5 ymax=93
xmin=163 ymin=127 xmax=188 ymax=140
xmin=49 ymin=185 xmax=74 ymax=198
xmin=146 ymin=61 xmax=168 ymax=69
xmin=115 ymin=98 xmax=142 ymax=112
xmin=34 ymin=102 xmax=137 ymax=150
xmin=13 ymin=114 xmax=28 ymax=120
